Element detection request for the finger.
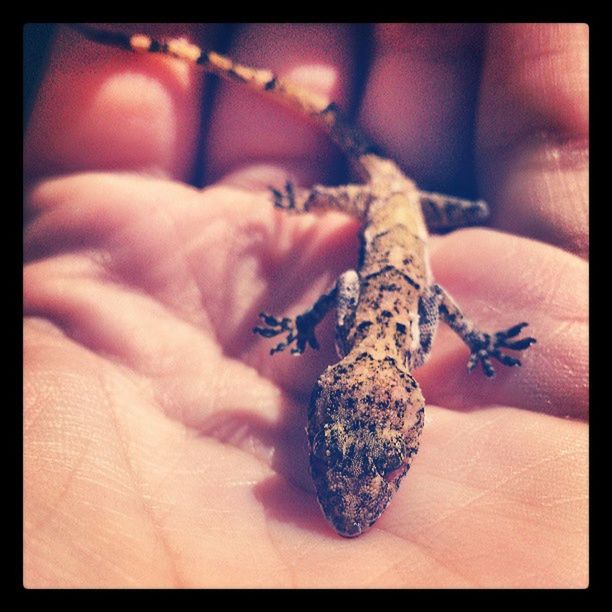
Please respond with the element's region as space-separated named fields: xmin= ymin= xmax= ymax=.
xmin=384 ymin=405 xmax=588 ymax=587
xmin=358 ymin=24 xmax=485 ymax=195
xmin=477 ymin=24 xmax=589 ymax=258
xmin=25 ymin=23 xmax=220 ymax=184
xmin=203 ymin=23 xmax=356 ymax=188
xmin=24 ymin=319 xmax=289 ymax=587
xmin=419 ymin=229 xmax=588 ymax=418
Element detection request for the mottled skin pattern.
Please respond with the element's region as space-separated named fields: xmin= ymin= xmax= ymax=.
xmin=306 ymin=164 xmax=430 ymax=536
xmin=72 ymin=25 xmax=537 ymax=538
xmin=309 ymin=354 xmax=424 ymax=537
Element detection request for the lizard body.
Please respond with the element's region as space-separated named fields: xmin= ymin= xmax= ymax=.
xmin=70 ymin=25 xmax=536 ymax=537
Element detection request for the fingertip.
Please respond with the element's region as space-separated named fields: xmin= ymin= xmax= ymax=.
xmin=359 ymin=23 xmax=485 ymax=194
xmin=203 ymin=23 xmax=356 ymax=187
xmin=477 ymin=24 xmax=589 ymax=257
xmin=25 ymin=24 xmax=216 ymax=183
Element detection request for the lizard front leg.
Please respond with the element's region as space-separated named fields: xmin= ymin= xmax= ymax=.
xmin=431 ymin=284 xmax=537 ymax=377
xmin=253 ymin=270 xmax=360 ymax=356
xmin=271 ymin=182 xmax=373 ymax=218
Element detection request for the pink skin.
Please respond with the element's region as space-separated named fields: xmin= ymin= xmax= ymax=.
xmin=24 ymin=24 xmax=587 ymax=587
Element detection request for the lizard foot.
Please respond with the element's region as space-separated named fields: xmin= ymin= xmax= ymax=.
xmin=465 ymin=322 xmax=537 ymax=378
xmin=253 ymin=312 xmax=319 ymax=355
xmin=270 ymin=181 xmax=305 ymax=212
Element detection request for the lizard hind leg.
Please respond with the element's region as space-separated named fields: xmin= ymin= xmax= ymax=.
xmin=419 ymin=191 xmax=489 ymax=232
xmin=270 ymin=182 xmax=373 ymax=218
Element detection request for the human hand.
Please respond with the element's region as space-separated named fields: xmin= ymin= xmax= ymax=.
xmin=24 ymin=23 xmax=587 ymax=587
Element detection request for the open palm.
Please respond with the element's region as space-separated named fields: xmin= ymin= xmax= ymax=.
xmin=24 ymin=24 xmax=588 ymax=587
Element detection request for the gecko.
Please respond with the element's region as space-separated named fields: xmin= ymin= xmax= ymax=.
xmin=70 ymin=24 xmax=537 ymax=538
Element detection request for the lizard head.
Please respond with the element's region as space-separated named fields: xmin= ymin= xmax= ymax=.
xmin=308 ymin=354 xmax=425 ymax=537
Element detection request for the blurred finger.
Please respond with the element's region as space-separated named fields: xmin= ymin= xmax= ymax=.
xmin=203 ymin=23 xmax=356 ymax=188
xmin=477 ymin=24 xmax=589 ymax=257
xmin=419 ymin=229 xmax=588 ymax=419
xmin=358 ymin=23 xmax=485 ymax=195
xmin=25 ymin=23 xmax=221 ymax=184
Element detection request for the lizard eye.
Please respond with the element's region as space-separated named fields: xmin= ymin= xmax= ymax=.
xmin=374 ymin=451 xmax=402 ymax=475
xmin=373 ymin=437 xmax=406 ymax=477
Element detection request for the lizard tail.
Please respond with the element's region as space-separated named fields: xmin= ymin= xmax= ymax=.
xmin=70 ymin=24 xmax=379 ymax=160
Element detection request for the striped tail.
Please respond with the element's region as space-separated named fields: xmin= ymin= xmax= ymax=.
xmin=70 ymin=24 xmax=378 ymax=160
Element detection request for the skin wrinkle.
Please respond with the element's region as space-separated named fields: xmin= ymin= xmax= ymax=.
xmin=302 ymin=530 xmax=419 ymax=588
xmin=388 ymin=538 xmax=477 ymax=587
xmin=109 ymin=202 xmax=200 ymax=314
xmin=24 ymin=185 xmax=218 ymax=342
xmin=360 ymin=549 xmax=427 ymax=587
xmin=96 ymin=364 xmax=184 ymax=587
xmin=27 ymin=439 xmax=92 ymax=534
xmin=350 ymin=541 xmax=422 ymax=587
xmin=479 ymin=129 xmax=589 ymax=168
xmin=145 ymin=450 xmax=191 ymax=526
xmin=259 ymin=493 xmax=300 ymax=588
xmin=477 ymin=24 xmax=588 ymax=258
xmin=413 ymin=450 xmax=588 ymax=544
xmin=192 ymin=394 xmax=318 ymax=505
xmin=143 ymin=191 xmax=220 ymax=336
xmin=54 ymin=275 xmax=222 ymax=393
xmin=479 ymin=25 xmax=588 ymax=148
xmin=422 ymin=448 xmax=586 ymax=530
xmin=423 ymin=410 xmax=507 ymax=456
xmin=196 ymin=412 xmax=277 ymax=466
xmin=29 ymin=276 xmax=161 ymax=375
